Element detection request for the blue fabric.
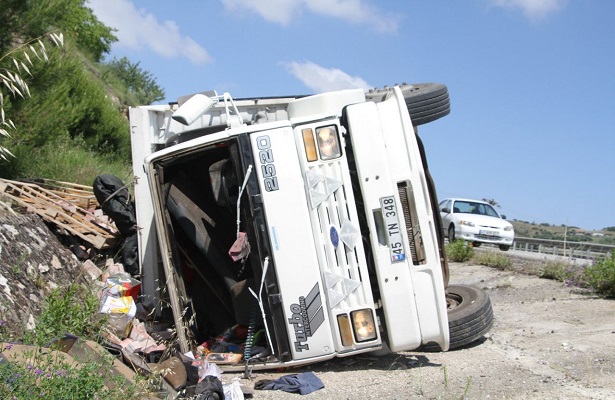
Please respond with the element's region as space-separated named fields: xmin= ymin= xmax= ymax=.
xmin=259 ymin=371 xmax=324 ymax=395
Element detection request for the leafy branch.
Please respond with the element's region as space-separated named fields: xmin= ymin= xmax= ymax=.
xmin=0 ymin=32 xmax=64 ymax=160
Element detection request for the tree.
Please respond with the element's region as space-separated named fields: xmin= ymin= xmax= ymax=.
xmin=482 ymin=198 xmax=500 ymax=207
xmin=103 ymin=57 xmax=165 ymax=105
xmin=0 ymin=0 xmax=117 ymax=62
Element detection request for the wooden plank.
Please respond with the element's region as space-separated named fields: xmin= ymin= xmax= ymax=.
xmin=0 ymin=178 xmax=118 ymax=249
xmin=17 ymin=178 xmax=100 ymax=209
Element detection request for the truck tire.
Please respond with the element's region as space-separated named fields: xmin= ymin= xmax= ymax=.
xmin=365 ymin=83 xmax=450 ymax=126
xmin=418 ymin=284 xmax=493 ymax=351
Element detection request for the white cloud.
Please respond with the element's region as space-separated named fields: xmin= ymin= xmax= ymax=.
xmin=87 ymin=0 xmax=212 ymax=64
xmin=221 ymin=0 xmax=298 ymax=25
xmin=488 ymin=0 xmax=567 ymax=21
xmin=282 ymin=61 xmax=371 ymax=93
xmin=221 ymin=0 xmax=399 ymax=33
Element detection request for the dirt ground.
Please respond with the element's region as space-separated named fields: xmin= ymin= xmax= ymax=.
xmin=223 ymin=261 xmax=615 ymax=400
xmin=2 ymin=212 xmax=613 ymax=399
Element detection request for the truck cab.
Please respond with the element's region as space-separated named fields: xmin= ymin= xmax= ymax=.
xmin=129 ymin=84 xmax=454 ymax=370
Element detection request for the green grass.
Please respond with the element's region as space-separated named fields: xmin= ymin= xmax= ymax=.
xmin=0 ymin=135 xmax=131 ymax=186
xmin=472 ymin=251 xmax=513 ymax=270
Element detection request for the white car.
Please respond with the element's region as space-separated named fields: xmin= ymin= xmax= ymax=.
xmin=439 ymin=198 xmax=514 ymax=251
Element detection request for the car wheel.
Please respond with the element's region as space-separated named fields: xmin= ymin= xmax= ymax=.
xmin=418 ymin=285 xmax=494 ymax=351
xmin=499 ymin=245 xmax=510 ymax=251
xmin=472 ymin=242 xmax=481 ymax=248
xmin=365 ymin=83 xmax=450 ymax=126
xmin=448 ymin=225 xmax=456 ymax=242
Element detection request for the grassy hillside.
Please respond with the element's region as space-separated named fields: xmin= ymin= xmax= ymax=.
xmin=511 ymin=219 xmax=615 ymax=246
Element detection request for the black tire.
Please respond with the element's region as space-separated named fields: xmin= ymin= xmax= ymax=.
xmin=448 ymin=225 xmax=456 ymax=242
xmin=499 ymin=245 xmax=510 ymax=251
xmin=365 ymin=82 xmax=450 ymax=126
xmin=472 ymin=242 xmax=482 ymax=248
xmin=418 ymin=285 xmax=493 ymax=351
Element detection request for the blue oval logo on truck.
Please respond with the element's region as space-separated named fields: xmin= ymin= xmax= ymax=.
xmin=330 ymin=226 xmax=339 ymax=248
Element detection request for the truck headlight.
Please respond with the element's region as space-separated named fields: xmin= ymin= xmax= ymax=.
xmin=351 ymin=309 xmax=377 ymax=342
xmin=302 ymin=128 xmax=318 ymax=162
xmin=316 ymin=126 xmax=341 ymax=160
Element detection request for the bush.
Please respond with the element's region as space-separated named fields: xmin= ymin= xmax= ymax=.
xmin=538 ymin=261 xmax=570 ymax=282
xmin=21 ymin=283 xmax=106 ymax=347
xmin=583 ymin=252 xmax=615 ymax=298
xmin=473 ymin=251 xmax=512 ymax=270
xmin=445 ymin=240 xmax=474 ymax=262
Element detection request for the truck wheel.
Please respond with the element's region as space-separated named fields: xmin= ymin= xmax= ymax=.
xmin=418 ymin=285 xmax=493 ymax=351
xmin=365 ymin=83 xmax=450 ymax=126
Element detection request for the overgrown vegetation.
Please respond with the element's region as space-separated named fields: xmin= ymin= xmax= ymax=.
xmin=0 ymin=346 xmax=136 ymax=400
xmin=583 ymin=252 xmax=615 ymax=298
xmin=0 ymin=2 xmax=169 ymax=392
xmin=0 ymin=282 xmax=146 ymax=398
xmin=0 ymin=0 xmax=165 ymax=185
xmin=21 ymin=283 xmax=106 ymax=346
xmin=472 ymin=251 xmax=512 ymax=270
xmin=447 ymin=240 xmax=615 ymax=299
xmin=445 ymin=240 xmax=474 ymax=262
xmin=538 ymin=260 xmax=577 ymax=282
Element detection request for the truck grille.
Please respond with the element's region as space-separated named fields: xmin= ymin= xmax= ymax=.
xmin=305 ymin=161 xmax=369 ymax=311
xmin=398 ymin=181 xmax=426 ymax=265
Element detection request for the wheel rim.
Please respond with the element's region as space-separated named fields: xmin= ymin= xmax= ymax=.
xmin=446 ymin=292 xmax=462 ymax=310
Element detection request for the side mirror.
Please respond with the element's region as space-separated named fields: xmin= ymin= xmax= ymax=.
xmin=172 ymin=94 xmax=216 ymax=126
xmin=441 ymin=207 xmax=450 ymax=213
xmin=501 ymin=215 xmax=507 ymax=220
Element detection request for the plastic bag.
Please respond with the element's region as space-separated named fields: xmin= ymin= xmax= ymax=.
xmin=223 ymin=377 xmax=244 ymax=400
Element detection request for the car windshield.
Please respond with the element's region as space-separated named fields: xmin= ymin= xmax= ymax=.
xmin=452 ymin=201 xmax=499 ymax=217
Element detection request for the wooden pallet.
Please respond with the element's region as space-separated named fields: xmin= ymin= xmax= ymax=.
xmin=17 ymin=178 xmax=100 ymax=209
xmin=0 ymin=178 xmax=118 ymax=249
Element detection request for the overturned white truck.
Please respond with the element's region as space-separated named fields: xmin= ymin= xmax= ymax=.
xmin=129 ymin=83 xmax=493 ymax=370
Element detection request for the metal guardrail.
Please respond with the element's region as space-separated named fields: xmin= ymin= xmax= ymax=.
xmin=512 ymin=237 xmax=614 ymax=261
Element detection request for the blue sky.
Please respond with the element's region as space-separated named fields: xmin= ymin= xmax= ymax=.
xmin=88 ymin=0 xmax=614 ymax=231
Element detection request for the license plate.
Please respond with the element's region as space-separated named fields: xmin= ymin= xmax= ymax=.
xmin=479 ymin=229 xmax=498 ymax=236
xmin=380 ymin=196 xmax=406 ymax=263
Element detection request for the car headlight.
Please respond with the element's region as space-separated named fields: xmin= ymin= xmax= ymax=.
xmin=459 ymin=220 xmax=475 ymax=227
xmin=504 ymin=226 xmax=513 ymax=231
xmin=316 ymin=125 xmax=341 ymax=160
